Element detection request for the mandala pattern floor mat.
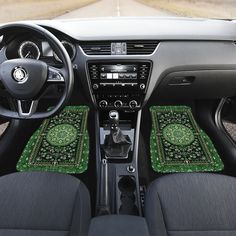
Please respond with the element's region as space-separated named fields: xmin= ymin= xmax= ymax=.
xmin=17 ymin=106 xmax=89 ymax=174
xmin=150 ymin=106 xmax=224 ymax=173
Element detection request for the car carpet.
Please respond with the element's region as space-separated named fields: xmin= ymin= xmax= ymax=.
xmin=17 ymin=106 xmax=89 ymax=174
xmin=150 ymin=106 xmax=224 ymax=173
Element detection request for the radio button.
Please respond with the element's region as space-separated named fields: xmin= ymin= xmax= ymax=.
xmin=90 ymin=65 xmax=97 ymax=70
xmin=141 ymin=67 xmax=147 ymax=72
xmin=99 ymin=100 xmax=108 ymax=108
xmin=93 ymin=84 xmax=99 ymax=90
xmin=119 ymin=74 xmax=124 ymax=78
xmin=114 ymin=100 xmax=123 ymax=108
xmin=101 ymin=73 xmax=106 ymax=79
xmin=113 ymin=73 xmax=119 ymax=79
xmin=107 ymin=73 xmax=112 ymax=79
xmin=140 ymin=83 xmax=146 ymax=90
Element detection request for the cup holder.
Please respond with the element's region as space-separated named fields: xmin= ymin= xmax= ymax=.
xmin=118 ymin=176 xmax=136 ymax=193
xmin=118 ymin=176 xmax=138 ymax=215
xmin=120 ymin=192 xmax=135 ymax=202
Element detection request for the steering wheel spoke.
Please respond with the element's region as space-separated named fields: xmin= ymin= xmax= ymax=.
xmin=17 ymin=100 xmax=39 ymax=118
xmin=47 ymin=66 xmax=65 ymax=83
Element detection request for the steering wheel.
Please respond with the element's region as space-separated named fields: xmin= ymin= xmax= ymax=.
xmin=0 ymin=23 xmax=74 ymax=119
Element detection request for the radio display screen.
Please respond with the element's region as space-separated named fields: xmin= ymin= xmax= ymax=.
xmin=99 ymin=64 xmax=138 ymax=80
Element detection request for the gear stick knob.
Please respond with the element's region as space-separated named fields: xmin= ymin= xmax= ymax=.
xmin=109 ymin=110 xmax=119 ymax=131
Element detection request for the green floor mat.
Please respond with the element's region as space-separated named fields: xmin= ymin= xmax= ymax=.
xmin=17 ymin=106 xmax=89 ymax=174
xmin=150 ymin=106 xmax=224 ymax=173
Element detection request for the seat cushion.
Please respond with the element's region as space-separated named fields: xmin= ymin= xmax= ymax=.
xmin=0 ymin=171 xmax=91 ymax=236
xmin=145 ymin=173 xmax=236 ymax=236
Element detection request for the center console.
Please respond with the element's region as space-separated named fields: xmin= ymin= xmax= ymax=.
xmin=88 ymin=60 xmax=152 ymax=110
xmin=90 ymin=60 xmax=152 ymax=217
xmin=96 ymin=109 xmax=143 ymax=216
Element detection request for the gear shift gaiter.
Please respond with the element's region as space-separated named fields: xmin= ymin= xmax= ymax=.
xmin=103 ymin=110 xmax=132 ymax=159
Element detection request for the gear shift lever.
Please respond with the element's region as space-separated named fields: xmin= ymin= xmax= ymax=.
xmin=109 ymin=110 xmax=119 ymax=132
xmin=103 ymin=110 xmax=132 ymax=159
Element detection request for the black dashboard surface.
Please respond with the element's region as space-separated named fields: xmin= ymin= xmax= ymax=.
xmin=2 ymin=17 xmax=236 ymax=105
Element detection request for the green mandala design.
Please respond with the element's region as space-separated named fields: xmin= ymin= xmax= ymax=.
xmin=163 ymin=124 xmax=195 ymax=146
xmin=17 ymin=106 xmax=89 ymax=174
xmin=46 ymin=124 xmax=77 ymax=147
xmin=150 ymin=106 xmax=224 ymax=173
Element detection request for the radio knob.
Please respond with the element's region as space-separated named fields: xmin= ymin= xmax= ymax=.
xmin=114 ymin=100 xmax=123 ymax=108
xmin=140 ymin=83 xmax=146 ymax=90
xmin=93 ymin=83 xmax=99 ymax=90
xmin=99 ymin=100 xmax=108 ymax=108
xmin=129 ymin=100 xmax=138 ymax=109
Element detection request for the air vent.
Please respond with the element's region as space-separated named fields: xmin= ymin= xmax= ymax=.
xmin=80 ymin=41 xmax=111 ymax=55
xmin=126 ymin=41 xmax=159 ymax=55
xmin=80 ymin=41 xmax=159 ymax=55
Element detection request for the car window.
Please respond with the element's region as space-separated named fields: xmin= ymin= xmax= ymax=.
xmin=0 ymin=0 xmax=235 ymax=23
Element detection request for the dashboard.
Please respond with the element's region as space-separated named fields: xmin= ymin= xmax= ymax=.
xmin=1 ymin=17 xmax=236 ymax=110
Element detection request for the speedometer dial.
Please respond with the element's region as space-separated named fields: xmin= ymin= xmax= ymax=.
xmin=53 ymin=40 xmax=76 ymax=62
xmin=18 ymin=41 xmax=40 ymax=60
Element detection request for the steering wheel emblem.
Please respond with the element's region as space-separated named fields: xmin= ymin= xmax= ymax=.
xmin=12 ymin=67 xmax=28 ymax=83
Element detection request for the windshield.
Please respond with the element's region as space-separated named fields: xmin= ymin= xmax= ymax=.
xmin=0 ymin=0 xmax=234 ymax=23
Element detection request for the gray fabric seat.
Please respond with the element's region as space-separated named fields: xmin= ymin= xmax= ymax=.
xmin=145 ymin=173 xmax=236 ymax=236
xmin=0 ymin=171 xmax=91 ymax=236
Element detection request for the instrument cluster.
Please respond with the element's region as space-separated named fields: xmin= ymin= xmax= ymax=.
xmin=5 ymin=35 xmax=76 ymax=63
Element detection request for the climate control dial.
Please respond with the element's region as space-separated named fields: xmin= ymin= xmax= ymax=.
xmin=99 ymin=100 xmax=108 ymax=108
xmin=114 ymin=100 xmax=123 ymax=108
xmin=129 ymin=100 xmax=138 ymax=109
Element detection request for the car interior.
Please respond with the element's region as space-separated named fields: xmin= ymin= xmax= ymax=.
xmin=0 ymin=18 xmax=236 ymax=235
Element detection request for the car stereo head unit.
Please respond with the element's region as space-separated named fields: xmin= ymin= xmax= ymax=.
xmin=99 ymin=64 xmax=138 ymax=80
xmin=88 ymin=61 xmax=152 ymax=110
